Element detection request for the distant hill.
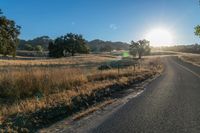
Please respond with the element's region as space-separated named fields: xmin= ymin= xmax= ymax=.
xmin=87 ymin=39 xmax=129 ymax=52
xmin=18 ymin=38 xmax=130 ymax=52
xmin=18 ymin=36 xmax=52 ymax=51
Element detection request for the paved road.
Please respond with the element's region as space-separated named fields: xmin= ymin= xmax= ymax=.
xmin=92 ymin=56 xmax=200 ymax=133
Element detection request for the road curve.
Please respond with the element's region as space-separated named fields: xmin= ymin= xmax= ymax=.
xmin=92 ymin=56 xmax=200 ymax=133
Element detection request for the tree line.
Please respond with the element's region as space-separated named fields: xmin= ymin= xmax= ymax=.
xmin=18 ymin=38 xmax=130 ymax=53
xmin=161 ymin=44 xmax=200 ymax=54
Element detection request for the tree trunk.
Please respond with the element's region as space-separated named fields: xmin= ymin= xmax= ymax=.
xmin=138 ymin=53 xmax=142 ymax=59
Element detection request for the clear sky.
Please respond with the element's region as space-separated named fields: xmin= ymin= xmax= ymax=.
xmin=1 ymin=0 xmax=200 ymax=44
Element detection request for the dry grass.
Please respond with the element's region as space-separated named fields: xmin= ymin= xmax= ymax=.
xmin=0 ymin=54 xmax=163 ymax=132
xmin=0 ymin=54 xmax=115 ymax=67
xmin=0 ymin=67 xmax=154 ymax=116
xmin=71 ymin=99 xmax=115 ymax=121
xmin=0 ymin=67 xmax=87 ymax=100
xmin=179 ymin=55 xmax=200 ymax=66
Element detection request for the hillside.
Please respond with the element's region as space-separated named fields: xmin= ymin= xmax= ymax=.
xmin=18 ymin=38 xmax=130 ymax=52
xmin=18 ymin=36 xmax=52 ymax=51
xmin=87 ymin=39 xmax=130 ymax=52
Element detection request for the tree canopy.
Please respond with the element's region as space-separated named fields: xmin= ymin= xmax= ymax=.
xmin=129 ymin=39 xmax=151 ymax=59
xmin=0 ymin=9 xmax=21 ymax=57
xmin=195 ymin=25 xmax=200 ymax=38
xmin=48 ymin=33 xmax=89 ymax=58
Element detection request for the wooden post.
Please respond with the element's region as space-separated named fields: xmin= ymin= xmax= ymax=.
xmin=118 ymin=63 xmax=119 ymax=76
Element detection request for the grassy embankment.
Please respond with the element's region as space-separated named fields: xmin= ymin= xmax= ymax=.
xmin=179 ymin=54 xmax=200 ymax=67
xmin=0 ymin=54 xmax=163 ymax=132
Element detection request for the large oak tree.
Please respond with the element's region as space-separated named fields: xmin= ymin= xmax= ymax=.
xmin=129 ymin=39 xmax=151 ymax=59
xmin=0 ymin=9 xmax=21 ymax=57
xmin=48 ymin=33 xmax=89 ymax=58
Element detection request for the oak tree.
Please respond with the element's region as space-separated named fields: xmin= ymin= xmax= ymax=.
xmin=0 ymin=9 xmax=21 ymax=57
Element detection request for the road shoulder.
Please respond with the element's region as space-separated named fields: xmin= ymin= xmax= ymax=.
xmin=39 ymin=73 xmax=162 ymax=133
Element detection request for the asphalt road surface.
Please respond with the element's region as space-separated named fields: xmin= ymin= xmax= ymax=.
xmin=92 ymin=56 xmax=200 ymax=133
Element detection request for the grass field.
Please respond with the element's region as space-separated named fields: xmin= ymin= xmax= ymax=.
xmin=0 ymin=54 xmax=163 ymax=132
xmin=179 ymin=54 xmax=200 ymax=66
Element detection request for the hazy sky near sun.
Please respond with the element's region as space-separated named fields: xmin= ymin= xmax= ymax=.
xmin=1 ymin=0 xmax=200 ymax=44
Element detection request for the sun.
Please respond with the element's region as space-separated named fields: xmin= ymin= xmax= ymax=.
xmin=145 ymin=28 xmax=173 ymax=47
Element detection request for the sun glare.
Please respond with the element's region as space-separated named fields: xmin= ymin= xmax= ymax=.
xmin=145 ymin=28 xmax=173 ymax=47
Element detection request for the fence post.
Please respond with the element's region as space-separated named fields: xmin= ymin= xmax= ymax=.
xmin=118 ymin=63 xmax=119 ymax=76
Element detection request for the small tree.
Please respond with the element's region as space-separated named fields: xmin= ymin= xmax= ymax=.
xmin=35 ymin=45 xmax=43 ymax=56
xmin=35 ymin=45 xmax=43 ymax=52
xmin=195 ymin=25 xmax=200 ymax=38
xmin=0 ymin=9 xmax=21 ymax=57
xmin=129 ymin=39 xmax=151 ymax=59
xmin=24 ymin=44 xmax=34 ymax=51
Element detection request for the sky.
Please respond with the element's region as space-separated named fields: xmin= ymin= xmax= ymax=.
xmin=0 ymin=0 xmax=200 ymax=45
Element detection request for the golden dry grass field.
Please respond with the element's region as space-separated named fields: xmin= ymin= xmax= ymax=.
xmin=0 ymin=53 xmax=163 ymax=132
xmin=179 ymin=54 xmax=200 ymax=66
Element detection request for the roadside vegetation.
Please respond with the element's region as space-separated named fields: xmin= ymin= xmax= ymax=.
xmin=179 ymin=54 xmax=200 ymax=66
xmin=0 ymin=54 xmax=163 ymax=132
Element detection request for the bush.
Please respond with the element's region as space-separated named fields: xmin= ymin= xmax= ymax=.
xmin=98 ymin=59 xmax=138 ymax=70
